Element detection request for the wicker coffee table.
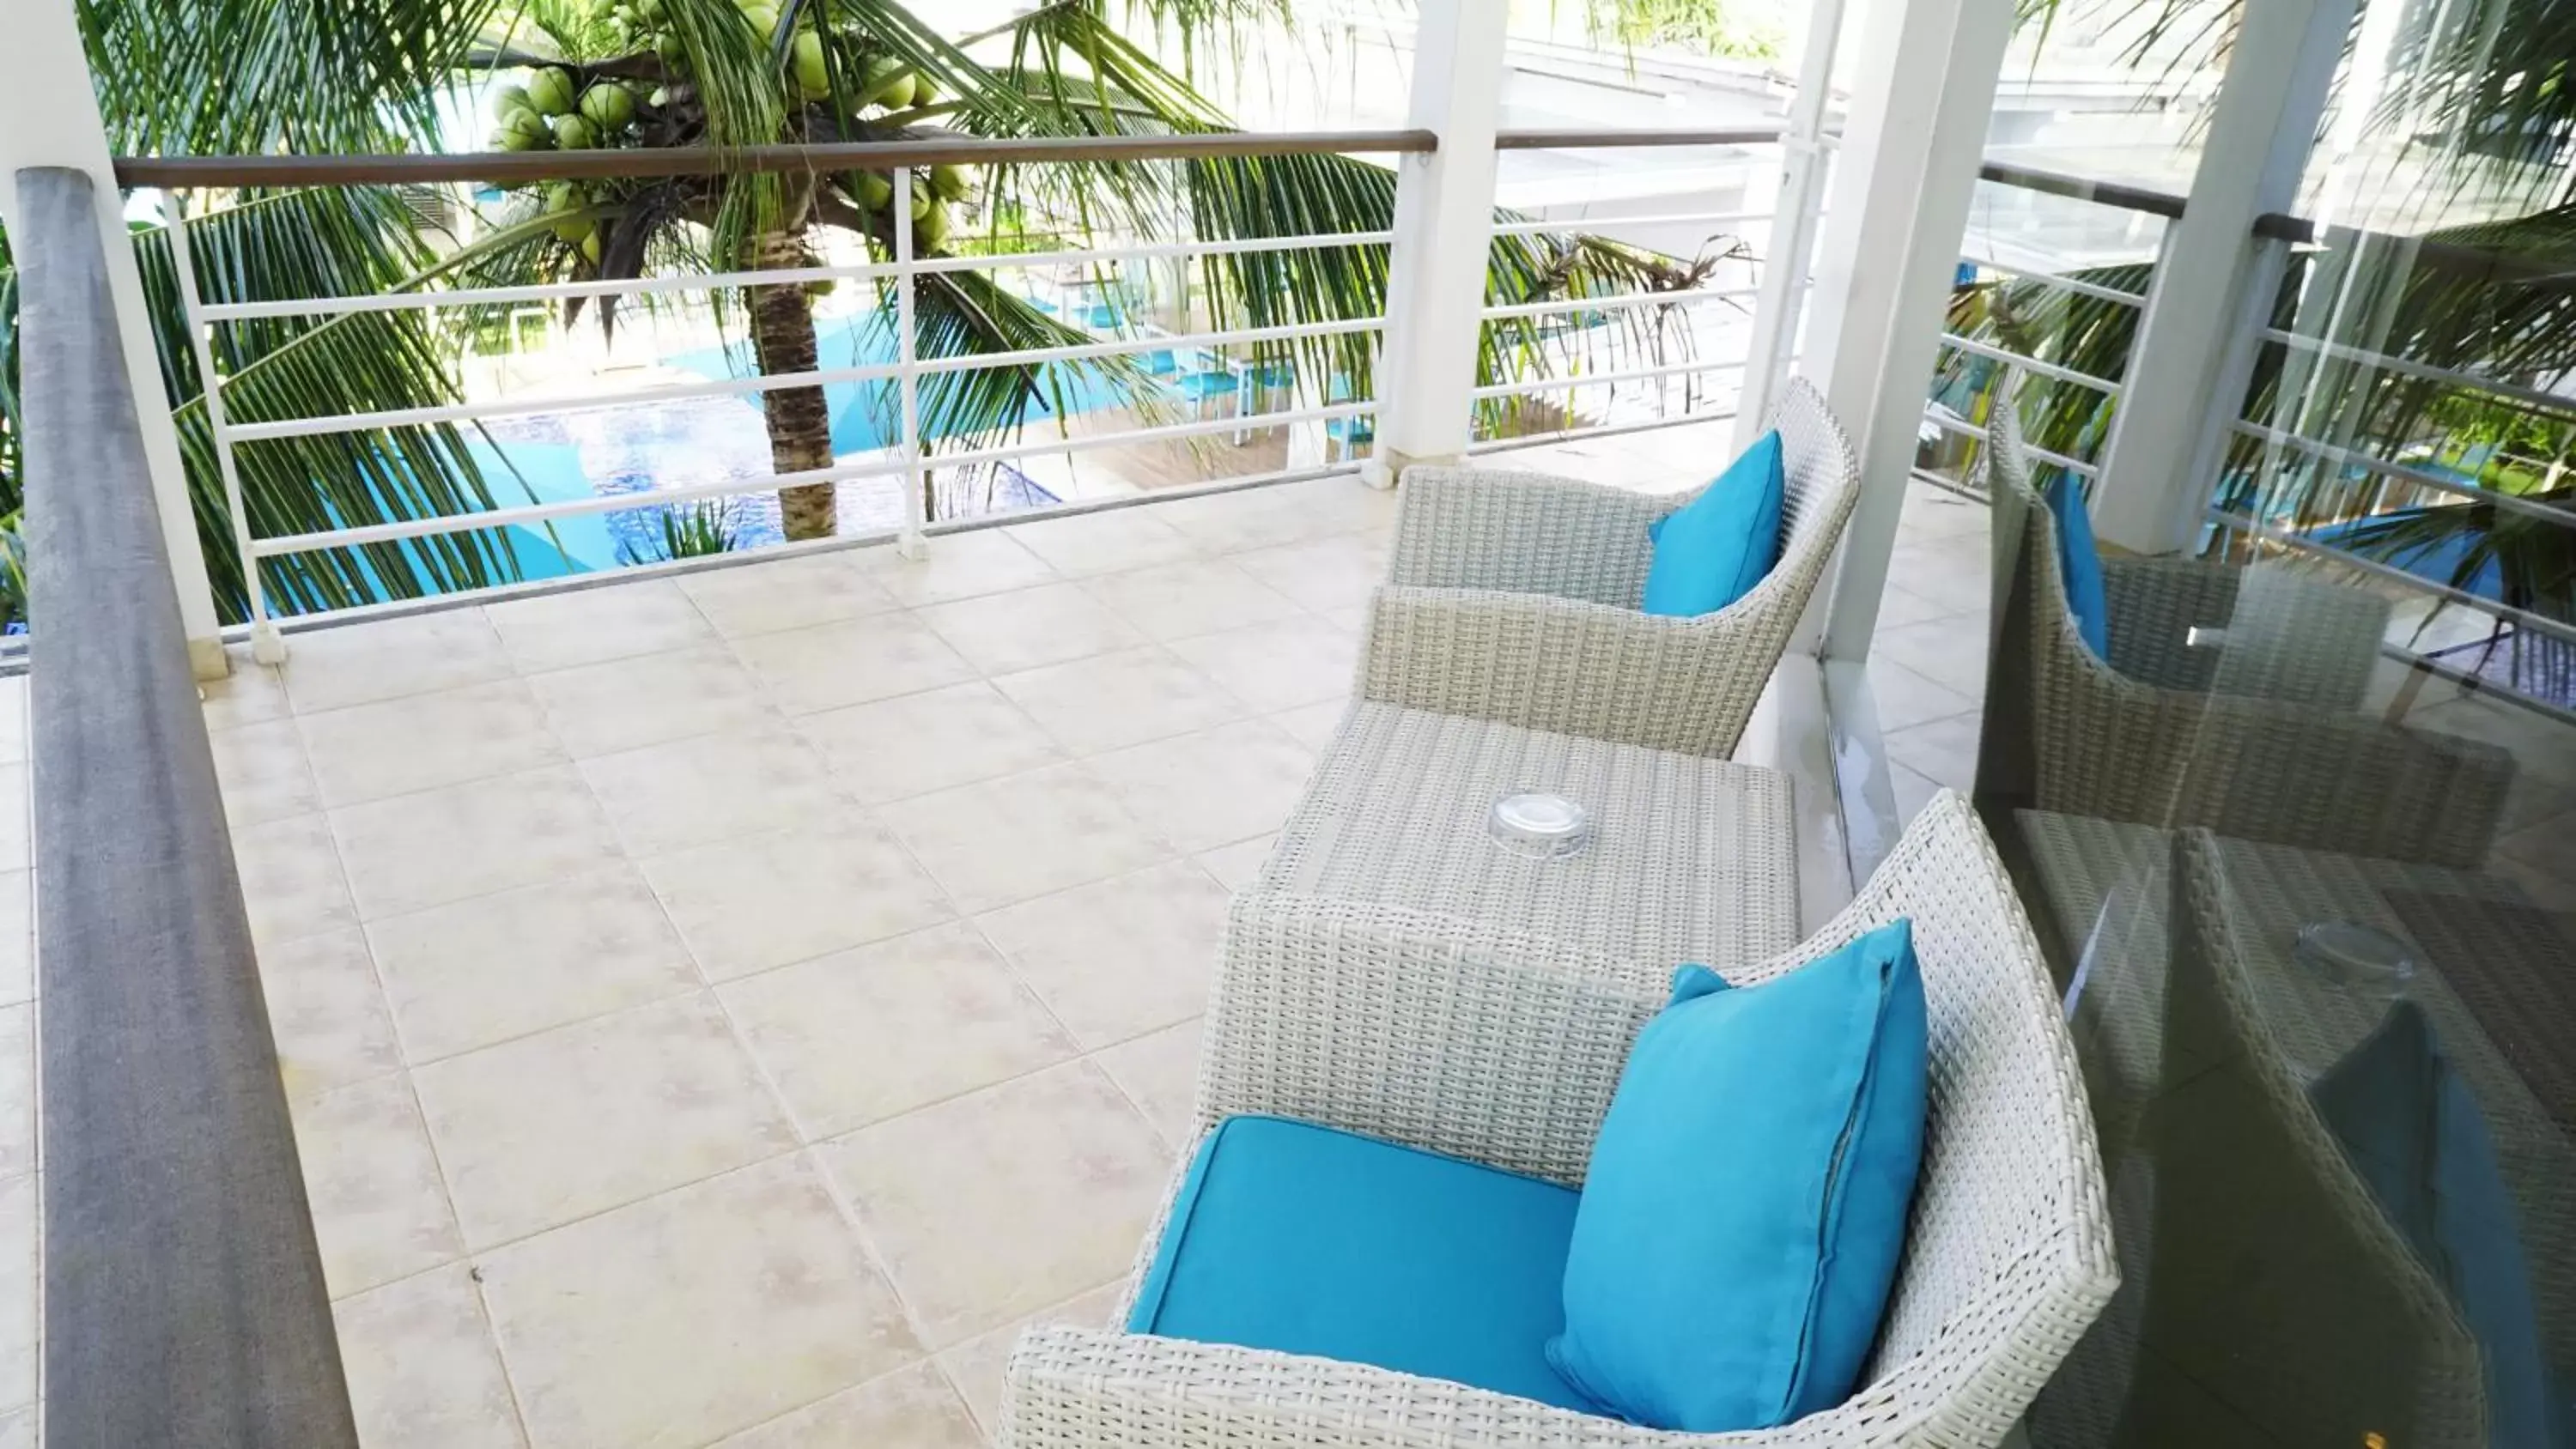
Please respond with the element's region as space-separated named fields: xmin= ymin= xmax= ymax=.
xmin=1257 ymin=700 xmax=1802 ymax=974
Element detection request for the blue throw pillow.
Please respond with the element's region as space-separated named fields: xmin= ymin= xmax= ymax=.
xmin=2045 ymin=472 xmax=2110 ymax=657
xmin=1641 ymin=431 xmax=1785 ymax=617
xmin=1547 ymin=919 xmax=1929 ymax=1433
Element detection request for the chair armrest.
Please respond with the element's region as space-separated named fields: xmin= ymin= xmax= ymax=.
xmin=2037 ymin=682 xmax=2517 ymax=869
xmin=2102 ymin=558 xmax=2387 ymax=708
xmin=1357 ymin=576 xmax=1803 ymax=759
xmin=1194 ymin=890 xmax=1666 ymax=1187
xmin=1386 ymin=466 xmax=1680 ymax=606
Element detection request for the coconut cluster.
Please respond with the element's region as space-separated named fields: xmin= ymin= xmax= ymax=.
xmin=489 ymin=0 xmax=974 ymax=261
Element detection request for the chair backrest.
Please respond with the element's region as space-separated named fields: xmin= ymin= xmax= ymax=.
xmin=1748 ymin=375 xmax=1864 ymax=621
xmin=1747 ymin=791 xmax=2118 ymax=1444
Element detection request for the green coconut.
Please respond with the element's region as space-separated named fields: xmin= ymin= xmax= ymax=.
xmin=908 ymin=73 xmax=938 ymax=106
xmin=579 ymin=83 xmax=635 ymax=130
xmin=580 ymin=231 xmax=604 ymax=265
xmin=554 ymin=215 xmax=594 ymax=245
xmin=853 ymin=170 xmax=893 ymax=211
xmin=490 ymin=84 xmax=533 ymax=119
xmin=544 ymin=181 xmax=582 ymax=215
xmin=526 ymin=67 xmax=578 ymax=116
xmin=550 ymin=112 xmax=597 ymax=149
xmin=907 ymin=179 xmax=933 ymax=220
xmin=647 ymin=85 xmax=671 ymax=107
xmin=741 ymin=3 xmax=777 ymax=33
xmin=928 ymin=162 xmax=969 ymax=201
xmin=914 ymin=203 xmax=951 ymax=252
xmin=792 ymin=32 xmax=829 ymax=92
xmin=856 ymin=58 xmax=912 ymax=109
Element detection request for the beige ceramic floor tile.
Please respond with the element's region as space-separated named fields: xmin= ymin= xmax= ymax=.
xmin=643 ymin=820 xmax=952 ymax=980
xmin=525 ymin=645 xmax=781 ymax=758
xmin=934 ymin=1282 xmax=1127 ymax=1439
xmin=1890 ymin=761 xmax=1945 ymax=825
xmin=1151 ymin=482 xmax=1361 ymax=555
xmin=915 ymin=584 xmax=1148 ymax=676
xmin=0 ymin=876 xmax=26 ymax=1009
xmin=578 ymin=724 xmax=842 ymax=857
xmin=1885 ymin=712 xmax=1984 ymax=791
xmin=233 ymin=813 xmax=360 ymax=946
xmin=414 ymin=991 xmax=797 ymax=1246
xmin=258 ymin=927 xmax=403 ymax=1100
xmin=329 ymin=767 xmax=623 ymax=921
xmin=0 ymin=1007 xmax=28 ymax=1180
xmin=1191 ymin=835 xmax=1273 ymax=894
xmin=335 ymin=1264 xmax=528 ymax=1449
xmin=0 ymin=1177 xmax=33 ymax=1412
xmin=677 ymin=552 xmax=897 ymax=639
xmin=291 ymin=1072 xmax=464 ymax=1298
xmin=1873 ymin=617 xmax=1991 ymax=700
xmin=1867 ymin=656 xmax=1978 ymax=733
xmin=1165 ymin=614 xmax=1358 ymax=712
xmin=280 ymin=609 xmax=513 ymax=715
xmin=857 ymin=529 xmax=1059 ymax=606
xmin=477 ymin=1154 xmax=920 ymax=1449
xmin=714 ymin=1360 xmax=983 ymax=1448
xmin=878 ymin=763 xmax=1170 ymax=914
xmin=1092 ymin=1016 xmax=1204 ymax=1149
xmin=1229 ymin=531 xmax=1390 ymax=615
xmin=0 ymin=1406 xmax=30 ymax=1449
xmin=729 ymin=613 xmax=978 ymax=716
xmin=1266 ymin=699 xmax=1347 ymax=750
xmin=795 ymin=681 xmax=1065 ymax=805
xmin=209 ymin=719 xmax=322 ymax=827
xmin=820 ymin=1061 xmax=1170 ymax=1346
xmin=200 ymin=654 xmax=295 ymax=730
xmin=991 ymin=646 xmax=1246 ymax=756
xmin=299 ymin=679 xmax=568 ymax=809
xmin=1088 ymin=718 xmax=1316 ymax=852
xmin=485 ymin=579 xmax=716 ymax=673
xmin=0 ymin=770 xmax=27 ymax=876
xmin=1077 ymin=557 xmax=1304 ymax=643
xmin=976 ymin=861 xmax=1225 ymax=1048
xmin=368 ymin=864 xmax=697 ymax=1064
xmin=1003 ymin=507 xmax=1201 ymax=578
xmin=721 ymin=923 xmax=1074 ymax=1139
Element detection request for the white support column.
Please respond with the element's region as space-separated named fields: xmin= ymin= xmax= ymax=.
xmin=0 ymin=0 xmax=231 ymax=678
xmin=1733 ymin=0 xmax=1850 ymax=451
xmin=2087 ymin=0 xmax=2350 ymax=555
xmin=1361 ymin=0 xmax=1505 ymax=489
xmin=1806 ymin=0 xmax=2015 ymax=664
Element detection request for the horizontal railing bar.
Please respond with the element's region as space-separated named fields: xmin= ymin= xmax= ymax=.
xmin=222 ymin=315 xmax=1382 ymax=441
xmin=1935 ymin=333 xmax=2123 ymax=394
xmin=1468 ymin=356 xmax=1748 ymax=397
xmin=252 ymin=458 xmax=908 ymax=555
xmin=115 ymin=130 xmax=1440 ymax=190
xmin=1491 ymin=210 xmax=1772 ymax=237
xmin=2250 ymin=212 xmax=2576 ymax=286
xmin=1466 ymin=405 xmax=1743 ymax=454
xmin=934 ymin=400 xmax=1375 ymax=469
xmin=1480 ymin=286 xmax=1759 ymax=321
xmin=203 ymin=230 xmax=1397 ymax=323
xmin=2257 ymin=328 xmax=2576 ymax=417
xmin=2208 ymin=508 xmax=2576 ymax=648
xmin=1957 ymin=252 xmax=2148 ymax=306
xmin=1493 ymin=127 xmax=1784 ymax=149
xmin=2380 ymin=638 xmax=2576 ymax=727
xmin=2227 ymin=419 xmax=2576 ymax=528
xmin=1917 ymin=408 xmax=2102 ymax=477
xmin=1976 ymin=160 xmax=2187 ymax=220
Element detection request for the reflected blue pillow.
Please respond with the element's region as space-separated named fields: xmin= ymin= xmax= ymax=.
xmin=1641 ymin=431 xmax=1785 ymax=617
xmin=2045 ymin=472 xmax=2111 ymax=657
xmin=1547 ymin=920 xmax=1929 ymax=1432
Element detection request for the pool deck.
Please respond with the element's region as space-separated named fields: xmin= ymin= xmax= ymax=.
xmin=0 ymin=427 xmax=2568 ymax=1446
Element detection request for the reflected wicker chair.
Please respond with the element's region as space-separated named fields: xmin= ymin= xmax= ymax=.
xmin=1353 ymin=376 xmax=1862 ymax=760
xmin=1977 ymin=380 xmax=2515 ymax=869
xmin=999 ymin=791 xmax=2118 ymax=1449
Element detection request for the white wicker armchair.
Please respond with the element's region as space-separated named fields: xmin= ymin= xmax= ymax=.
xmin=1977 ymin=385 xmax=2516 ymax=870
xmin=998 ymin=792 xmax=2117 ymax=1449
xmin=1354 ymin=376 xmax=1862 ymax=759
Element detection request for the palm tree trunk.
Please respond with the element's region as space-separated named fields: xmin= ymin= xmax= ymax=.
xmin=749 ymin=227 xmax=837 ymax=541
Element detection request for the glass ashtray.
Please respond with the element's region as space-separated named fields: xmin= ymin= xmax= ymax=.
xmin=1490 ymin=791 xmax=1592 ymax=859
xmin=2293 ymin=920 xmax=2415 ymax=993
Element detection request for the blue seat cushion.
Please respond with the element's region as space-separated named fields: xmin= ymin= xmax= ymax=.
xmin=2045 ymin=472 xmax=2111 ymax=657
xmin=1127 ymin=1115 xmax=1592 ymax=1411
xmin=1641 ymin=430 xmax=1785 ymax=617
xmin=1548 ymin=920 xmax=1929 ymax=1433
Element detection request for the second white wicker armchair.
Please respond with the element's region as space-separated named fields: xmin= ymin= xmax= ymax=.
xmin=1356 ymin=376 xmax=1862 ymax=759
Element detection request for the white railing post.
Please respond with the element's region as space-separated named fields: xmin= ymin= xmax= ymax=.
xmin=893 ymin=166 xmax=927 ymax=560
xmin=163 ymin=196 xmax=285 ymax=665
xmin=2088 ymin=0 xmax=2350 ymax=555
xmin=1805 ymin=0 xmax=2015 ymax=665
xmin=0 ymin=0 xmax=232 ymax=678
xmin=1362 ymin=0 xmax=1505 ymax=488
xmin=1734 ymin=0 xmax=1850 ymax=451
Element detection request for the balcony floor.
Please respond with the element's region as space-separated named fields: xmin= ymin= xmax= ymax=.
xmin=3 ymin=421 xmax=2566 ymax=1446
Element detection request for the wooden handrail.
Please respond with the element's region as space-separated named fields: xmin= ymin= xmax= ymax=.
xmin=113 ymin=129 xmax=1438 ymax=189
xmin=1975 ymin=159 xmax=2188 ymax=220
